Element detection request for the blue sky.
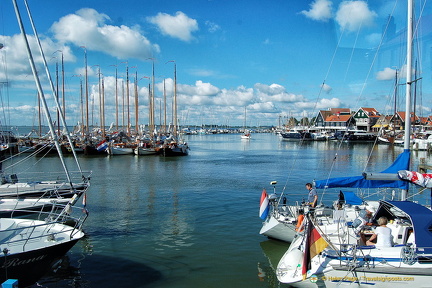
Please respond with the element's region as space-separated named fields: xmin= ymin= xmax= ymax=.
xmin=0 ymin=0 xmax=431 ymax=128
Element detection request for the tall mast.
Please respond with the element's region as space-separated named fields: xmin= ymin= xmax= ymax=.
xmin=55 ymin=58 xmax=59 ymax=135
xmin=97 ymin=66 xmax=101 ymax=135
xmin=38 ymin=92 xmax=41 ymax=136
xmin=151 ymin=60 xmax=155 ymax=133
xmin=163 ymin=78 xmax=166 ymax=133
xmin=79 ymin=77 xmax=84 ymax=137
xmin=173 ymin=62 xmax=177 ymax=136
xmin=101 ymin=76 xmax=105 ymax=139
xmin=22 ymin=0 xmax=83 ymax=175
xmin=135 ymin=70 xmax=139 ymax=135
xmin=394 ymin=69 xmax=398 ymax=115
xmin=13 ymin=0 xmax=73 ymax=183
xmin=126 ymin=64 xmax=130 ymax=136
xmin=115 ymin=67 xmax=118 ymax=131
xmin=402 ymin=0 xmax=414 ymax=201
xmin=61 ymin=51 xmax=65 ymax=120
xmin=148 ymin=82 xmax=152 ymax=133
xmin=81 ymin=46 xmax=89 ymax=137
xmin=122 ymin=78 xmax=125 ymax=130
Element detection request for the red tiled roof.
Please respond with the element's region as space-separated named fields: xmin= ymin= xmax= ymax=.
xmin=325 ymin=114 xmax=352 ymax=122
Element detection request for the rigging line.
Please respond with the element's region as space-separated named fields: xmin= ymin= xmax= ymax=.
xmin=0 ymin=48 xmax=10 ymax=129
xmin=337 ymin=2 xmax=400 ymax=176
xmin=23 ymin=0 xmax=84 ymax=178
xmin=413 ymin=0 xmax=426 ymax=118
xmin=13 ymin=0 xmax=74 ymax=184
xmin=312 ymin=5 xmax=401 ymax=197
xmin=281 ymin=24 xmax=350 ymax=194
xmin=343 ymin=0 xmax=367 ymax=83
xmin=354 ymin=1 xmax=399 ymax=114
xmin=0 ymin=3 xmax=11 ymax=128
xmin=1 ymin=143 xmax=50 ymax=172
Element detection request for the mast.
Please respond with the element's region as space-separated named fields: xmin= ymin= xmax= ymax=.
xmin=115 ymin=66 xmax=118 ymax=131
xmin=134 ymin=70 xmax=139 ymax=135
xmin=148 ymin=82 xmax=151 ymax=133
xmin=126 ymin=64 xmax=130 ymax=136
xmin=150 ymin=60 xmax=155 ymax=133
xmin=101 ymin=76 xmax=105 ymax=139
xmin=13 ymin=0 xmax=73 ymax=183
xmin=163 ymin=78 xmax=167 ymax=133
xmin=393 ymin=69 xmax=398 ymax=116
xmin=173 ymin=62 xmax=177 ymax=136
xmin=79 ymin=76 xmax=84 ymax=137
xmin=22 ymin=0 xmax=84 ymax=176
xmin=61 ymin=51 xmax=65 ymax=120
xmin=402 ymin=0 xmax=414 ymax=201
xmin=55 ymin=59 xmax=59 ymax=135
xmin=81 ymin=46 xmax=89 ymax=137
xmin=243 ymin=106 xmax=247 ymax=131
xmin=122 ymin=77 xmax=125 ymax=130
xmin=97 ymin=66 xmax=101 ymax=136
xmin=38 ymin=92 xmax=41 ymax=136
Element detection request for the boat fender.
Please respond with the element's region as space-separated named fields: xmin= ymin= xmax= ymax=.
xmin=283 ymin=197 xmax=287 ymax=205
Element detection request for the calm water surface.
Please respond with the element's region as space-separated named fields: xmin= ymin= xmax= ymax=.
xmin=24 ymin=133 xmax=431 ymax=288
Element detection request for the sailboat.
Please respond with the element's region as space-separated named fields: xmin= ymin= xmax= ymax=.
xmin=155 ymin=62 xmax=189 ymax=156
xmin=275 ymin=1 xmax=432 ymax=286
xmin=241 ymin=107 xmax=251 ymax=139
xmin=0 ymin=1 xmax=91 ymax=286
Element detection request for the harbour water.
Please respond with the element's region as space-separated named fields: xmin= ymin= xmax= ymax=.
xmin=20 ymin=132 xmax=430 ymax=288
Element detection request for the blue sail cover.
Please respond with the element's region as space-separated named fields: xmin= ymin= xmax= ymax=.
xmin=315 ymin=149 xmax=410 ymax=189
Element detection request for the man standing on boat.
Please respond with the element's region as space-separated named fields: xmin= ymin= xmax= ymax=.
xmin=305 ymin=183 xmax=317 ymax=208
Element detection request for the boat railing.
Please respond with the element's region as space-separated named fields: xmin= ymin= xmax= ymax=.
xmin=1 ymin=170 xmax=92 ymax=186
xmin=3 ymin=203 xmax=88 ymax=250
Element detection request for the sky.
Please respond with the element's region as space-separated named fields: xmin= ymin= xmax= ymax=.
xmin=0 ymin=0 xmax=431 ymax=128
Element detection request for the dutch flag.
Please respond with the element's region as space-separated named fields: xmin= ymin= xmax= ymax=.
xmin=259 ymin=189 xmax=270 ymax=220
xmin=96 ymin=140 xmax=108 ymax=151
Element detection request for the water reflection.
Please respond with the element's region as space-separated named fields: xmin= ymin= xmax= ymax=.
xmin=259 ymin=239 xmax=291 ymax=287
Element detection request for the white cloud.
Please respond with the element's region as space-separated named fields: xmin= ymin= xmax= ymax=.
xmin=147 ymin=11 xmax=199 ymax=42
xmin=301 ymin=0 xmax=333 ymax=22
xmin=248 ymin=102 xmax=277 ymax=113
xmin=335 ymin=1 xmax=377 ymax=32
xmin=255 ymin=83 xmax=285 ymax=95
xmin=51 ymin=8 xmax=160 ymax=60
xmin=178 ymin=80 xmax=220 ymax=97
xmin=316 ymin=97 xmax=342 ymax=109
xmin=215 ymin=86 xmax=254 ymax=106
xmin=0 ymin=34 xmax=74 ymax=83
xmin=321 ymin=83 xmax=332 ymax=93
xmin=376 ymin=67 xmax=396 ymax=81
xmin=255 ymin=83 xmax=306 ymax=102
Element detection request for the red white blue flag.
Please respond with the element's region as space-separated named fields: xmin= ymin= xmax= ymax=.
xmin=96 ymin=140 xmax=108 ymax=151
xmin=259 ymin=189 xmax=269 ymax=220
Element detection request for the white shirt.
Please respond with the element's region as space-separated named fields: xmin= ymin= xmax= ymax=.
xmin=375 ymin=226 xmax=392 ymax=247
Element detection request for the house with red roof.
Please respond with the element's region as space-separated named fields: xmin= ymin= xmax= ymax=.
xmin=352 ymin=107 xmax=381 ymax=132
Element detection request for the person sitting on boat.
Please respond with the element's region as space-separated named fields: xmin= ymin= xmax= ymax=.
xmin=295 ymin=209 xmax=305 ymax=232
xmin=305 ymin=183 xmax=317 ymax=208
xmin=366 ymin=216 xmax=393 ymax=247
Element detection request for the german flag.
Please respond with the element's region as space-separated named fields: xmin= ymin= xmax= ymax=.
xmin=301 ymin=217 xmax=328 ymax=280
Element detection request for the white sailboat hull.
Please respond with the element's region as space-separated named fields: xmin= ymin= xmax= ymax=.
xmin=260 ymin=213 xmax=297 ymax=242
xmin=108 ymin=147 xmax=134 ymax=155
xmin=134 ymin=147 xmax=157 ymax=155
